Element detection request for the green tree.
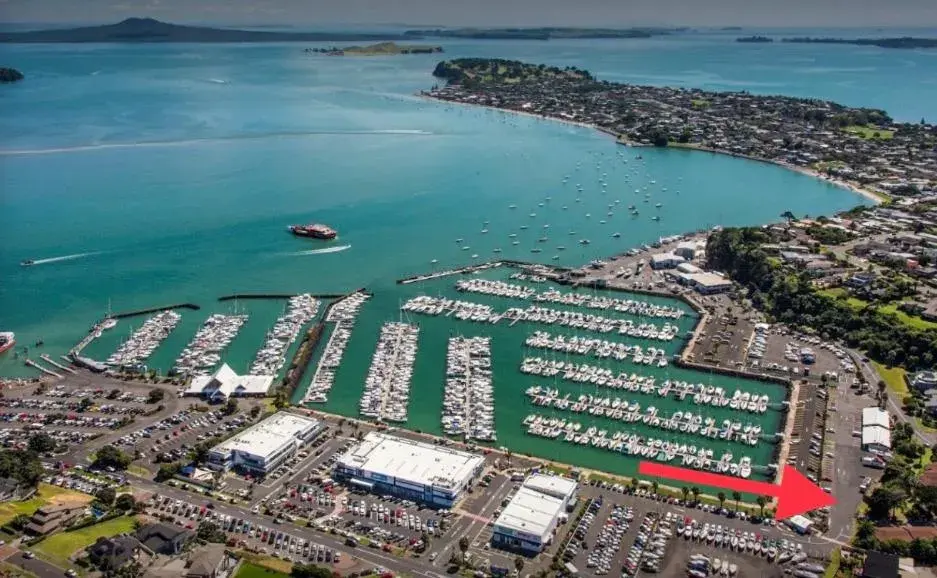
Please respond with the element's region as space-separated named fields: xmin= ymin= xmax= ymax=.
xmin=115 ymin=493 xmax=136 ymax=511
xmin=651 ymin=481 xmax=659 ymax=496
xmin=155 ymin=462 xmax=181 ymax=482
xmin=96 ymin=486 xmax=116 ymax=507
xmin=223 ymin=397 xmax=239 ymax=416
xmin=27 ymin=433 xmax=56 ymax=454
xmin=691 ymin=487 xmax=700 ymax=503
xmin=196 ymin=521 xmax=227 ymax=543
xmin=10 ymin=514 xmax=30 ymax=531
xmin=756 ymin=495 xmax=767 ymax=517
xmin=680 ymin=486 xmax=689 ymax=503
xmin=732 ymin=491 xmax=741 ymax=511
xmin=147 ymin=389 xmax=165 ymax=404
xmin=717 ymin=492 xmax=726 ymax=510
xmin=93 ymin=446 xmax=132 ymax=471
xmin=250 ymin=405 xmax=261 ymax=419
xmin=459 ymin=536 xmax=470 ymax=563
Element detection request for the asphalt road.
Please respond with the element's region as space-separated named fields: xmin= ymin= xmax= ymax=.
xmin=6 ymin=552 xmax=68 ymax=578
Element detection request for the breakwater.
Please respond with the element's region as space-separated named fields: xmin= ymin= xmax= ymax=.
xmin=218 ymin=293 xmax=349 ymax=301
xmin=397 ymin=261 xmax=503 ymax=285
xmin=282 ymin=322 xmax=325 ymax=394
xmin=112 ymin=303 xmax=200 ymax=319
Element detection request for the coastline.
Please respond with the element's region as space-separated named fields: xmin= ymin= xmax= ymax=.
xmin=421 ymin=93 xmax=883 ymax=207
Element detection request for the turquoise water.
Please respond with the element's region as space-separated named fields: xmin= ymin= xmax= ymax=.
xmin=1 ymin=32 xmax=930 ymax=472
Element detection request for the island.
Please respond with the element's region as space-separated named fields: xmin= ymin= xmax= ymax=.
xmin=304 ymin=42 xmax=443 ymax=56
xmin=403 ymin=27 xmax=677 ymax=40
xmin=781 ymin=36 xmax=937 ymax=49
xmin=736 ymin=35 xmax=773 ymax=43
xmin=424 ymin=58 xmax=936 ymax=203
xmin=0 ymin=67 xmax=24 ymax=83
xmin=0 ymin=17 xmax=413 ymax=43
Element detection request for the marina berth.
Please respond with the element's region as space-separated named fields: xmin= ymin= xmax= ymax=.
xmin=443 ymin=336 xmax=496 ymax=441
xmin=523 ymin=413 xmax=758 ymax=479
xmin=249 ymin=294 xmax=320 ymax=376
xmin=519 ymin=358 xmax=772 ymax=414
xmin=455 ymin=278 xmax=685 ymax=319
xmin=106 ymin=310 xmax=181 ymax=368
xmin=525 ymin=385 xmax=765 ymax=446
xmin=305 ymin=292 xmax=371 ymax=403
xmin=526 ymin=330 xmax=671 ymax=367
xmin=172 ymin=313 xmax=248 ymax=377
xmin=359 ymin=322 xmax=419 ymax=422
xmin=509 ymin=272 xmax=547 ymax=284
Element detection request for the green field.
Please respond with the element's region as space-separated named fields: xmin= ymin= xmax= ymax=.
xmin=233 ymin=551 xmax=294 ymax=575
xmin=817 ymin=288 xmax=869 ymax=311
xmin=32 ymin=516 xmax=137 ymax=568
xmin=234 ymin=562 xmax=290 ymax=578
xmin=872 ymin=362 xmax=909 ymax=397
xmin=0 ymin=484 xmax=93 ymax=526
xmin=844 ymin=125 xmax=894 ymax=140
xmin=878 ymin=303 xmax=937 ymax=330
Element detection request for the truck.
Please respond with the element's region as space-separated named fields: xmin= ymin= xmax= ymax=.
xmin=862 ymin=456 xmax=885 ymax=469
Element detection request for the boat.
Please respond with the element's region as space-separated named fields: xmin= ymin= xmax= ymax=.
xmin=579 ymin=239 xmax=591 ymax=245
xmin=431 ymin=259 xmax=438 ymax=264
xmin=509 ymin=204 xmax=517 ymax=209
xmin=652 ymin=216 xmax=661 ymax=221
xmin=101 ymin=318 xmax=118 ymax=330
xmin=493 ymin=248 xmax=502 ymax=253
xmin=0 ymin=332 xmax=14 ymax=355
xmin=20 ymin=260 xmax=34 ymax=267
xmin=288 ymin=223 xmax=337 ymax=240
xmin=612 ymin=233 xmax=621 ymax=238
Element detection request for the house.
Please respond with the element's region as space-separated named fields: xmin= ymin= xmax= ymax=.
xmin=0 ymin=477 xmax=34 ymax=502
xmin=135 ymin=523 xmax=193 ymax=555
xmin=861 ymin=551 xmax=899 ymax=578
xmin=184 ymin=544 xmax=232 ymax=578
xmin=846 ymin=272 xmax=876 ymax=288
xmin=25 ymin=504 xmax=86 ymax=535
xmin=183 ymin=363 xmax=274 ymax=401
xmin=88 ymin=535 xmax=142 ymax=572
xmin=650 ymin=252 xmax=685 ymax=270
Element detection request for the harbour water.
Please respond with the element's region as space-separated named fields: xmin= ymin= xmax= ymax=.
xmin=3 ymin=30 xmax=934 ymax=473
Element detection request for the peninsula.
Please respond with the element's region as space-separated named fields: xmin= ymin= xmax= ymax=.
xmin=0 ymin=67 xmax=24 ymax=83
xmin=781 ymin=36 xmax=937 ymax=49
xmin=736 ymin=35 xmax=773 ymax=43
xmin=403 ymin=27 xmax=677 ymax=40
xmin=0 ymin=17 xmax=412 ymax=43
xmin=304 ymin=42 xmax=443 ymax=56
xmin=426 ymin=58 xmax=937 ymax=203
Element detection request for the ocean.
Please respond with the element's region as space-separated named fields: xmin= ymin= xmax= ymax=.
xmin=1 ymin=30 xmax=935 ymax=475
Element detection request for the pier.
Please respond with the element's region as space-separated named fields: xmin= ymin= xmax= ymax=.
xmin=112 ymin=303 xmax=199 ymax=319
xmin=283 ymin=322 xmax=326 ymax=401
xmin=218 ymin=293 xmax=349 ymax=302
xmin=69 ymin=323 xmax=103 ymax=357
xmin=39 ymin=354 xmax=76 ymax=374
xmin=24 ymin=358 xmax=61 ymax=378
xmin=397 ymin=261 xmax=503 ymax=285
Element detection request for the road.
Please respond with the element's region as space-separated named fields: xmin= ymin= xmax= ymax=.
xmin=5 ymin=552 xmax=68 ymax=578
xmin=852 ymin=352 xmax=935 ymax=446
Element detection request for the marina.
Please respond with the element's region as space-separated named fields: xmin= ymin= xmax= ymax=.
xmin=249 ymin=294 xmax=320 ymax=376
xmin=305 ymin=291 xmax=371 ymax=403
xmin=526 ymin=330 xmax=670 ymax=367
xmin=523 ymin=413 xmax=758 ymax=479
xmin=172 ymin=313 xmax=248 ymax=377
xmin=519 ymin=357 xmax=774 ymax=414
xmin=106 ymin=310 xmax=182 ymax=369
xmin=525 ymin=385 xmax=767 ymax=446
xmin=442 ymin=336 xmax=496 ymax=441
xmin=359 ymin=322 xmax=419 ymax=422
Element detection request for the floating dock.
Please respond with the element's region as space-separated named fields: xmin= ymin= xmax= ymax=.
xmin=112 ymin=303 xmax=199 ymax=319
xmin=39 ymin=354 xmax=76 ymax=374
xmin=24 ymin=358 xmax=61 ymax=378
xmin=218 ymin=293 xmax=349 ymax=302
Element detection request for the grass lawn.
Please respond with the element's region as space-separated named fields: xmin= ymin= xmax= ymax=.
xmin=844 ymin=125 xmax=895 ymax=140
xmin=233 ymin=551 xmax=293 ymax=575
xmin=872 ymin=362 xmax=909 ymax=397
xmin=878 ymin=303 xmax=937 ymax=330
xmin=32 ymin=515 xmax=137 ymax=568
xmin=818 ymin=288 xmax=869 ymax=311
xmin=823 ymin=548 xmax=841 ymax=578
xmin=915 ymin=418 xmax=937 ymax=434
xmin=234 ymin=562 xmax=290 ymax=578
xmin=0 ymin=484 xmax=93 ymax=526
xmin=0 ymin=562 xmax=39 ymax=578
xmin=127 ymin=465 xmax=151 ymax=478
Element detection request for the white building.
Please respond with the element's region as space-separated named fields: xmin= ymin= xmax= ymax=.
xmin=861 ymin=407 xmax=892 ymax=453
xmin=492 ymin=473 xmax=579 ymax=554
xmin=333 ymin=432 xmax=484 ymax=507
xmin=184 ymin=363 xmax=274 ymax=401
xmin=862 ymin=407 xmax=890 ymax=429
xmin=650 ymin=252 xmax=686 ymax=270
xmin=674 ymin=241 xmax=701 ymax=260
xmin=207 ymin=412 xmax=320 ymax=475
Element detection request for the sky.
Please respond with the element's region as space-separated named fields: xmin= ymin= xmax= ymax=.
xmin=1 ymin=0 xmax=937 ymax=28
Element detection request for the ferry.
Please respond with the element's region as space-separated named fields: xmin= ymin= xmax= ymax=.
xmin=0 ymin=332 xmax=14 ymax=355
xmin=20 ymin=260 xmax=34 ymax=267
xmin=289 ymin=223 xmax=337 ymax=240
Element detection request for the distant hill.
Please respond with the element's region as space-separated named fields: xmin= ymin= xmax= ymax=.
xmin=0 ymin=67 xmax=24 ymax=83
xmin=736 ymin=36 xmax=773 ymax=43
xmin=305 ymin=42 xmax=443 ymax=56
xmin=781 ymin=36 xmax=937 ymax=49
xmin=0 ymin=17 xmax=412 ymax=43
xmin=404 ymin=27 xmax=676 ymax=40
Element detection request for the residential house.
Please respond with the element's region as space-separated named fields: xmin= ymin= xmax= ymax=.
xmin=88 ymin=535 xmax=143 ymax=572
xmin=0 ymin=477 xmax=34 ymax=502
xmin=25 ymin=503 xmax=86 ymax=535
xmin=135 ymin=523 xmax=193 ymax=555
xmin=912 ymin=371 xmax=937 ymax=394
xmin=184 ymin=544 xmax=232 ymax=578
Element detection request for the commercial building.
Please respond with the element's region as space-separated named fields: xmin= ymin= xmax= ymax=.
xmin=650 ymin=252 xmax=686 ymax=270
xmin=861 ymin=407 xmax=892 ymax=453
xmin=333 ymin=432 xmax=484 ymax=508
xmin=207 ymin=412 xmax=320 ymax=475
xmin=492 ymin=473 xmax=579 ymax=554
xmin=912 ymin=370 xmax=937 ymax=393
xmin=672 ymin=271 xmax=734 ymax=295
xmin=184 ymin=363 xmax=274 ymax=401
xmin=785 ymin=514 xmax=813 ymax=535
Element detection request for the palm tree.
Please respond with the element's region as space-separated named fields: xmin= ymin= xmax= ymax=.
xmin=732 ymin=491 xmax=741 ymax=511
xmin=756 ymin=495 xmax=767 ymax=517
xmin=458 ymin=536 xmax=469 ymax=564
xmin=630 ymin=478 xmax=639 ymax=493
xmin=514 ymin=557 xmax=525 ymax=575
xmin=651 ymin=481 xmax=659 ymax=497
xmin=717 ymin=492 xmax=726 ymax=511
xmin=691 ymin=487 xmax=700 ymax=504
xmin=680 ymin=486 xmax=689 ymax=504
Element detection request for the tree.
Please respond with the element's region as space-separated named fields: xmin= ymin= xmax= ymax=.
xmin=196 ymin=521 xmax=227 ymax=543
xmin=107 ymin=389 xmax=121 ymax=400
xmin=250 ymin=405 xmax=261 ymax=419
xmin=291 ymin=564 xmax=333 ymax=578
xmin=717 ymin=492 xmax=726 ymax=510
xmin=459 ymin=536 xmax=470 ymax=563
xmin=0 ymin=449 xmax=44 ymax=487
xmin=147 ymin=389 xmax=165 ymax=404
xmin=651 ymin=481 xmax=659 ymax=496
xmin=732 ymin=491 xmax=741 ymax=511
xmin=756 ymin=495 xmax=767 ymax=517
xmin=691 ymin=487 xmax=700 ymax=504
xmin=680 ymin=486 xmax=689 ymax=503
xmin=155 ymin=462 xmax=181 ymax=482
xmin=115 ymin=493 xmax=136 ymax=511
xmin=630 ymin=478 xmax=639 ymax=492
xmin=514 ymin=556 xmax=525 ymax=575
xmin=223 ymin=397 xmax=239 ymax=416
xmin=27 ymin=432 xmax=56 ymax=454
xmin=96 ymin=486 xmax=116 ymax=507
xmin=780 ymin=210 xmax=796 ymax=224
xmin=190 ymin=443 xmax=210 ymax=466
xmin=10 ymin=514 xmax=30 ymax=531
xmin=93 ymin=446 xmax=132 ymax=471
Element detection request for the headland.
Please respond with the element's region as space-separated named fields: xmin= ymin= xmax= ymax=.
xmin=304 ymin=42 xmax=443 ymax=56
xmin=402 ymin=26 xmax=679 ymax=40
xmin=0 ymin=67 xmax=24 ymax=83
xmin=781 ymin=36 xmax=937 ymax=49
xmin=425 ymin=58 xmax=936 ymax=205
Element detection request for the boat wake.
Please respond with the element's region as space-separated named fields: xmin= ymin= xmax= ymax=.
xmin=290 ymin=245 xmax=351 ymax=256
xmin=27 ymin=252 xmax=100 ymax=265
xmin=1 ymin=130 xmax=434 ymax=156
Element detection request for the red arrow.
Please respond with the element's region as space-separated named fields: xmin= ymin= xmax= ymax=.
xmin=638 ymin=462 xmax=836 ymax=520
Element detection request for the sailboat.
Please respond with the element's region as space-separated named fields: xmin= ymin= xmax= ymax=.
xmin=101 ymin=299 xmax=118 ymax=330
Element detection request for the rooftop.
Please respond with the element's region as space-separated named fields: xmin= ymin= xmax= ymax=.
xmin=337 ymin=432 xmax=484 ymax=490
xmin=185 ymin=363 xmax=273 ymax=398
xmin=522 ymin=473 xmax=578 ymax=501
xmin=211 ymin=412 xmax=319 ymax=460
xmin=493 ymin=485 xmax=566 ymax=541
xmin=862 ymin=407 xmax=891 ymax=429
xmin=862 ymin=425 xmax=892 ymax=449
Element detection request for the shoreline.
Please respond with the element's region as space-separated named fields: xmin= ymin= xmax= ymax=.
xmin=421 ymin=92 xmax=883 ymax=206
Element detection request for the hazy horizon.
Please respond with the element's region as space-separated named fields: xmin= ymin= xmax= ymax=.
xmin=2 ymin=0 xmax=936 ymax=28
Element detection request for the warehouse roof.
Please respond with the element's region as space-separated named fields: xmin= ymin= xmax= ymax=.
xmin=862 ymin=407 xmax=890 ymax=430
xmin=211 ymin=412 xmax=319 ymax=460
xmin=493 ymin=486 xmax=565 ymax=541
